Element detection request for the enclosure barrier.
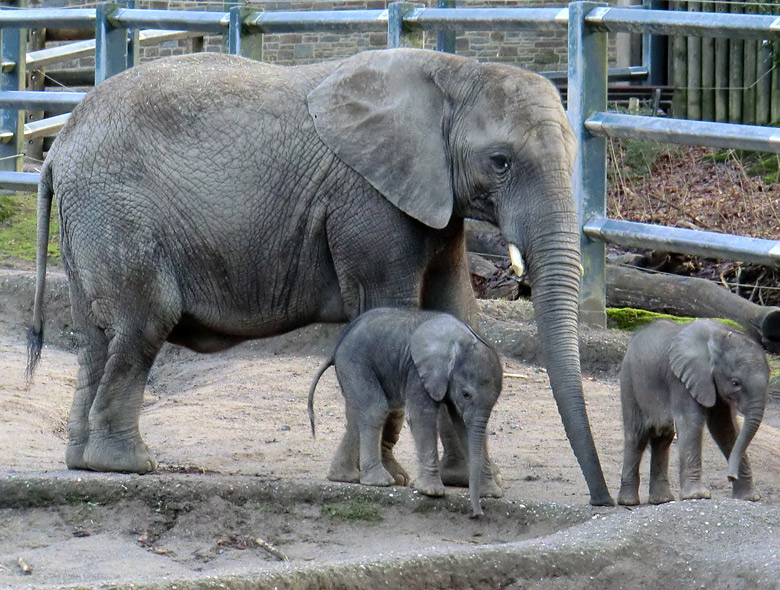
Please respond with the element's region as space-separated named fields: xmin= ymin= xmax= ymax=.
xmin=0 ymin=1 xmax=779 ymax=325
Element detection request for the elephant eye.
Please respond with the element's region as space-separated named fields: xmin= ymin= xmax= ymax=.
xmin=731 ymin=378 xmax=741 ymax=388
xmin=463 ymin=391 xmax=473 ymax=401
xmin=490 ymin=154 xmax=511 ymax=173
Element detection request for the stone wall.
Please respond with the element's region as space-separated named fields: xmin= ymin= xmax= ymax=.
xmin=35 ymin=0 xmax=607 ymax=74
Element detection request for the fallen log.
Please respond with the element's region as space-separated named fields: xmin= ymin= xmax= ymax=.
xmin=608 ymin=264 xmax=780 ymax=353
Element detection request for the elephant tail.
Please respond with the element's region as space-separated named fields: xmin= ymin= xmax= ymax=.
xmin=27 ymin=160 xmax=53 ymax=383
xmin=307 ymin=356 xmax=334 ymax=438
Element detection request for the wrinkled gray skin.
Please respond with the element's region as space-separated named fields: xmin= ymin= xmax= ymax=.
xmin=307 ymin=308 xmax=503 ymax=518
xmin=618 ymin=319 xmax=769 ymax=506
xmin=28 ymin=49 xmax=613 ymax=505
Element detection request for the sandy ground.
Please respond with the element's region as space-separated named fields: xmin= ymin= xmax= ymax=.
xmin=3 ymin=271 xmax=780 ymax=588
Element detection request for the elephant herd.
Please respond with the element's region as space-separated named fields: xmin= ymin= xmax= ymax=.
xmin=25 ymin=48 xmax=771 ymax=516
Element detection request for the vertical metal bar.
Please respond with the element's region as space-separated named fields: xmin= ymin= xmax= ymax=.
xmin=568 ymin=0 xmax=608 ymax=328
xmin=642 ymin=0 xmax=666 ymax=86
xmin=228 ymin=4 xmax=241 ymax=55
xmin=95 ymin=2 xmax=127 ymax=85
xmin=436 ymin=0 xmax=456 ymax=53
xmin=387 ymin=1 xmax=423 ymax=49
xmin=228 ymin=5 xmax=262 ymax=59
xmin=126 ymin=0 xmax=139 ymax=69
xmin=0 ymin=14 xmax=26 ymax=173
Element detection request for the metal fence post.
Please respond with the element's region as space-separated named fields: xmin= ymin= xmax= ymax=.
xmin=642 ymin=0 xmax=666 ymax=86
xmin=126 ymin=0 xmax=140 ymax=69
xmin=0 ymin=18 xmax=26 ymax=172
xmin=228 ymin=5 xmax=263 ymax=60
xmin=387 ymin=1 xmax=424 ymax=48
xmin=95 ymin=2 xmax=127 ymax=84
xmin=436 ymin=0 xmax=456 ymax=53
xmin=568 ymin=0 xmax=608 ymax=328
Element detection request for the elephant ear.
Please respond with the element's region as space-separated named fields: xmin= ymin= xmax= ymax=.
xmin=307 ymin=49 xmax=453 ymax=229
xmin=411 ymin=316 xmax=472 ymax=402
xmin=669 ymin=320 xmax=719 ymax=408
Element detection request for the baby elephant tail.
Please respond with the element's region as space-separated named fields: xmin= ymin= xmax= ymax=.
xmin=307 ymin=357 xmax=334 ymax=438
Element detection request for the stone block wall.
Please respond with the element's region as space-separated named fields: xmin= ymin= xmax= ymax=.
xmin=32 ymin=0 xmax=607 ymax=74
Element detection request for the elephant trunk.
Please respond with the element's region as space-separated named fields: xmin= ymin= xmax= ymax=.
xmin=467 ymin=413 xmax=489 ymax=518
xmin=504 ymin=195 xmax=613 ymax=506
xmin=728 ymin=396 xmax=765 ymax=480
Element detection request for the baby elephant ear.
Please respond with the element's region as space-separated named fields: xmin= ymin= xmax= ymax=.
xmin=411 ymin=316 xmax=470 ymax=402
xmin=669 ymin=320 xmax=719 ymax=408
xmin=307 ymin=49 xmax=454 ymax=229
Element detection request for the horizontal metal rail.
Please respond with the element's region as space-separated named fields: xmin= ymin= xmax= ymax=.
xmin=586 ymin=112 xmax=780 ymax=153
xmin=0 ymin=171 xmax=40 ymax=191
xmin=586 ymin=6 xmax=780 ymax=39
xmin=584 ymin=216 xmax=780 ymax=266
xmin=27 ymin=29 xmax=198 ymax=69
xmin=23 ymin=113 xmax=69 ymax=140
xmin=245 ymin=9 xmax=388 ymax=33
xmin=0 ymin=8 xmax=94 ymax=29
xmin=0 ymin=91 xmax=86 ymax=111
xmin=111 ymin=8 xmax=228 ymax=34
xmin=404 ymin=6 xmax=569 ymax=31
xmin=544 ymin=65 xmax=648 ymax=82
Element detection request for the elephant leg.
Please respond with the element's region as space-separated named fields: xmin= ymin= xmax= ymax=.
xmin=647 ymin=426 xmax=676 ymax=505
xmin=327 ymin=409 xmax=361 ymax=483
xmin=437 ymin=405 xmax=468 ymax=486
xmin=676 ymin=414 xmax=711 ymax=500
xmin=705 ymin=407 xmax=760 ymax=501
xmin=407 ymin=404 xmax=445 ymax=498
xmin=331 ymin=366 xmax=395 ymax=487
xmin=617 ymin=428 xmax=650 ymax=506
xmin=82 ymin=328 xmax=162 ymax=473
xmin=381 ymin=409 xmax=410 ymax=486
xmin=65 ymin=306 xmax=109 ymax=470
xmin=442 ymin=406 xmax=503 ymax=498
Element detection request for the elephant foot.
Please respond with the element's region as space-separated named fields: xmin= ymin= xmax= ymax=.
xmin=382 ymin=455 xmax=410 ymax=486
xmin=732 ymin=479 xmax=761 ymax=502
xmin=439 ymin=454 xmax=469 ymax=487
xmin=648 ymin=481 xmax=675 ymax=505
xmin=359 ymin=465 xmax=395 ymax=487
xmin=65 ymin=442 xmax=88 ymax=470
xmin=681 ymin=483 xmax=711 ymax=501
xmin=479 ymin=477 xmax=503 ymax=499
xmin=413 ymin=474 xmax=445 ymax=498
xmin=327 ymin=463 xmax=360 ymax=484
xmin=617 ymin=481 xmax=641 ymax=506
xmin=81 ymin=436 xmax=157 ymax=474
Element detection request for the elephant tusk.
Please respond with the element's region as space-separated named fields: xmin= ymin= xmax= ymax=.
xmin=508 ymin=244 xmax=525 ymax=279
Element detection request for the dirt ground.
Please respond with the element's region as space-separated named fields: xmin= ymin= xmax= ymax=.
xmin=3 ymin=270 xmax=780 ymax=589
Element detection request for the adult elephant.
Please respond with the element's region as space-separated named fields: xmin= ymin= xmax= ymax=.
xmin=29 ymin=48 xmax=614 ymax=506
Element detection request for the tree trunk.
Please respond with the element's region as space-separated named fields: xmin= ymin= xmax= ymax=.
xmin=607 ymin=264 xmax=780 ymax=352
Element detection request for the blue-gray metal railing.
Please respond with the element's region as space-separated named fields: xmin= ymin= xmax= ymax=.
xmin=0 ymin=2 xmax=778 ymax=327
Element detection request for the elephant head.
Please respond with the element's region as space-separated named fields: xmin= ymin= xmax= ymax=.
xmin=669 ymin=320 xmax=770 ymax=479
xmin=308 ymin=48 xmax=613 ymax=505
xmin=410 ymin=315 xmax=503 ymax=517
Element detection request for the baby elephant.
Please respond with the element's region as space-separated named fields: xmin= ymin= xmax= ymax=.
xmin=618 ymin=319 xmax=769 ymax=506
xmin=308 ymin=308 xmax=503 ymax=517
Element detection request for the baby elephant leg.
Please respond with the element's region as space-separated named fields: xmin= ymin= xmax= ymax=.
xmin=327 ymin=406 xmax=360 ymax=483
xmin=407 ymin=405 xmax=445 ymax=497
xmin=648 ymin=426 xmax=676 ymax=504
xmin=381 ymin=409 xmax=410 ymax=486
xmin=676 ymin=415 xmax=711 ymax=500
xmin=618 ymin=428 xmax=650 ymax=506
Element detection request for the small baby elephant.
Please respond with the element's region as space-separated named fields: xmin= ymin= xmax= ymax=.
xmin=618 ymin=319 xmax=769 ymax=506
xmin=308 ymin=308 xmax=503 ymax=517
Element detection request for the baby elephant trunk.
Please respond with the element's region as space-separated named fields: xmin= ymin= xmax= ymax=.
xmin=468 ymin=414 xmax=489 ymax=518
xmin=728 ymin=397 xmax=766 ymax=480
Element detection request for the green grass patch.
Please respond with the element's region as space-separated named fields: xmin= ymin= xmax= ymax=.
xmin=607 ymin=308 xmax=741 ymax=332
xmin=322 ymin=500 xmax=383 ymax=524
xmin=0 ymin=193 xmax=59 ymax=263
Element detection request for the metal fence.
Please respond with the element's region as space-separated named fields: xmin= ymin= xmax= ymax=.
xmin=0 ymin=0 xmax=779 ymax=325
